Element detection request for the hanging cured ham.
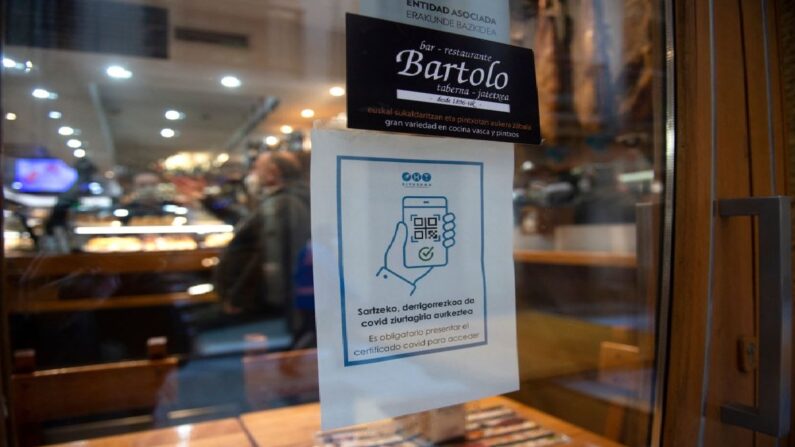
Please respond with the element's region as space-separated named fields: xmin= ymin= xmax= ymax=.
xmin=571 ymin=0 xmax=614 ymax=134
xmin=617 ymin=0 xmax=655 ymax=134
xmin=533 ymin=0 xmax=577 ymax=144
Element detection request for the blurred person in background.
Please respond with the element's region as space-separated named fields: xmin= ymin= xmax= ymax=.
xmin=214 ymin=151 xmax=311 ymax=334
xmin=291 ymin=241 xmax=315 ymax=349
xmin=45 ymin=157 xmax=98 ymax=243
xmin=172 ymin=161 xmax=253 ymax=225
xmin=121 ymin=171 xmax=173 ymax=222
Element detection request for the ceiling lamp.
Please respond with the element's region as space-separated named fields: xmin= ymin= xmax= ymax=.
xmin=32 ymin=88 xmax=57 ymax=99
xmin=220 ymin=75 xmax=241 ymax=88
xmin=165 ymin=110 xmax=184 ymax=120
xmin=106 ymin=65 xmax=133 ymax=79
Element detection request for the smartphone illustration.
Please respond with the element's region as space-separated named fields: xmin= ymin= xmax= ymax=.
xmin=402 ymin=196 xmax=448 ymax=268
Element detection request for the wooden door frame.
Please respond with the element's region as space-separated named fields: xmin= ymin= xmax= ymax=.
xmin=662 ymin=0 xmax=790 ymax=446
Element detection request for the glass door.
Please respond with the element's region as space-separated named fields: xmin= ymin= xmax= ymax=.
xmin=1 ymin=1 xmax=674 ymax=446
xmin=508 ymin=0 xmax=671 ymax=445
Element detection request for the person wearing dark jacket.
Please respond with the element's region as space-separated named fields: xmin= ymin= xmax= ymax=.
xmin=214 ymin=151 xmax=311 ymax=328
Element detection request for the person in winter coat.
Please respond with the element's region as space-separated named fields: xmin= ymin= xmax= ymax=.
xmin=215 ymin=151 xmax=310 ymax=325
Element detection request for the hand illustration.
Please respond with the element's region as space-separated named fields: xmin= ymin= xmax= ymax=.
xmin=376 ymin=213 xmax=456 ymax=295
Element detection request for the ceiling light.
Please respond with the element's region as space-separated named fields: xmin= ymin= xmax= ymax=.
xmin=280 ymin=125 xmax=294 ymax=134
xmin=58 ymin=126 xmax=75 ymax=136
xmin=3 ymin=58 xmax=32 ymax=73
xmin=264 ymin=136 xmax=279 ymax=146
xmin=160 ymin=128 xmax=176 ymax=138
xmin=5 ymin=112 xmax=17 ymax=121
xmin=32 ymin=88 xmax=56 ymax=99
xmin=67 ymin=139 xmax=82 ymax=148
xmin=73 ymin=148 xmax=86 ymax=158
xmin=220 ymin=76 xmax=241 ymax=88
xmin=48 ymin=111 xmax=62 ymax=119
xmin=300 ymin=109 xmax=315 ymax=118
xmin=74 ymin=224 xmax=233 ymax=235
xmin=216 ymin=153 xmax=230 ymax=163
xmin=329 ymin=86 xmax=346 ymax=97
xmin=164 ymin=110 xmax=184 ymax=120
xmin=113 ymin=209 xmax=129 ymax=217
xmin=106 ymin=65 xmax=132 ymax=79
xmin=187 ymin=283 xmax=214 ymax=296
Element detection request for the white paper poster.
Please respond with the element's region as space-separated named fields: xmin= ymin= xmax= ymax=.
xmin=359 ymin=0 xmax=510 ymax=44
xmin=311 ymin=128 xmax=518 ymax=430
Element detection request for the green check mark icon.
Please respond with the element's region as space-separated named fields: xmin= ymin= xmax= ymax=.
xmin=418 ymin=246 xmax=434 ymax=262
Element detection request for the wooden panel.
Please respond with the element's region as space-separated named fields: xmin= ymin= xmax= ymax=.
xmin=663 ymin=0 xmax=714 ymax=437
xmin=11 ymin=357 xmax=178 ymax=424
xmin=665 ymin=0 xmax=789 ymax=445
xmin=777 ymin=1 xmax=795 ymax=445
xmin=741 ymin=0 xmax=788 ymax=198
xmin=8 ymin=291 xmax=219 ymax=314
xmin=516 ymin=311 xmax=653 ymax=382
xmin=705 ymin=3 xmax=757 ymax=446
xmin=738 ymin=3 xmax=788 ymax=446
xmin=44 ymin=418 xmax=252 ymax=447
xmin=5 ymin=249 xmax=221 ymax=278
xmin=665 ymin=0 xmax=743 ymax=445
xmin=513 ymin=250 xmax=636 ymax=268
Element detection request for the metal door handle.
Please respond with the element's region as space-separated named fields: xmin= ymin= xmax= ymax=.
xmin=718 ymin=196 xmax=792 ymax=437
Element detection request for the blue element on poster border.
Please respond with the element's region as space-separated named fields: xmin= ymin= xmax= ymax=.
xmin=337 ymin=155 xmax=487 ymax=367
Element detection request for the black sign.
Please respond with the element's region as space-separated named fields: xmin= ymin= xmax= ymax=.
xmin=6 ymin=0 xmax=169 ymax=59
xmin=346 ymin=14 xmax=540 ymax=145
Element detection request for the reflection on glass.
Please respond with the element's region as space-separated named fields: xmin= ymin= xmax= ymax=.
xmin=2 ymin=0 xmax=666 ymax=445
xmin=509 ymin=0 xmax=664 ymax=445
xmin=3 ymin=2 xmax=333 ymax=444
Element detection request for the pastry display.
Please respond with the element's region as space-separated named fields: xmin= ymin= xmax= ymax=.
xmin=84 ymin=236 xmax=143 ymax=253
xmin=84 ymin=235 xmax=198 ymax=253
xmin=203 ymin=232 xmax=234 ymax=248
xmin=128 ymin=216 xmax=177 ymax=226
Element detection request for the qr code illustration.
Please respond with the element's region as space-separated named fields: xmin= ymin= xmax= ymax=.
xmin=411 ymin=215 xmax=441 ymax=242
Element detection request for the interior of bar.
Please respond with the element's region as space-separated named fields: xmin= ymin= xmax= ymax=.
xmin=1 ymin=0 xmax=672 ymax=445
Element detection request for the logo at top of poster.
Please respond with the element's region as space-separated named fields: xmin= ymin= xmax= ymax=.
xmin=376 ymin=196 xmax=456 ymax=295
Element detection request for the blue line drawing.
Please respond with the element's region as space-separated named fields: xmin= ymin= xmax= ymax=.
xmin=375 ymin=196 xmax=456 ymax=295
xmin=337 ymin=156 xmax=487 ymax=366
